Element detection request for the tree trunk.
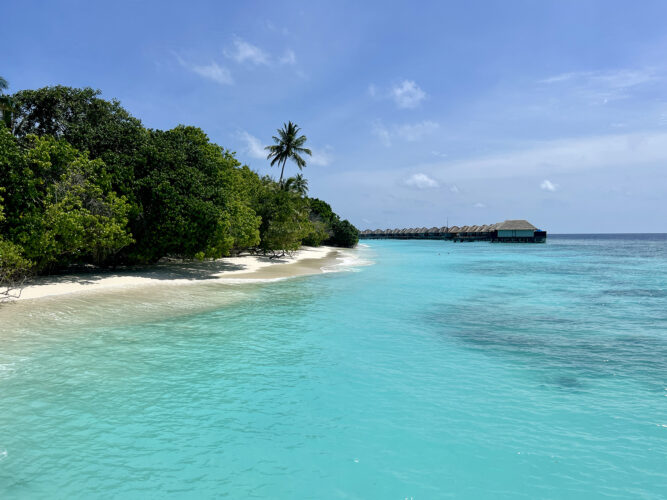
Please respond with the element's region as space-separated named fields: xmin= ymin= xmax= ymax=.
xmin=279 ymin=158 xmax=287 ymax=185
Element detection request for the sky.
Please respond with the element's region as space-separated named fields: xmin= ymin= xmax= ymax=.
xmin=3 ymin=0 xmax=667 ymax=232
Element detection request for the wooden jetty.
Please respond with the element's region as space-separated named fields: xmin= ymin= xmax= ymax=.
xmin=359 ymin=220 xmax=547 ymax=243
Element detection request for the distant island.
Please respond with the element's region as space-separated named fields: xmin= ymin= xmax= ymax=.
xmin=0 ymin=82 xmax=358 ymax=298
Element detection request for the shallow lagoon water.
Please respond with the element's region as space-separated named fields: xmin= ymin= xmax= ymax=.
xmin=1 ymin=235 xmax=666 ymax=498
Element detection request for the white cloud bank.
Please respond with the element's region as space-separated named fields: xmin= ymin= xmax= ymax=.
xmin=418 ymin=131 xmax=667 ymax=181
xmin=405 ymin=173 xmax=439 ymax=189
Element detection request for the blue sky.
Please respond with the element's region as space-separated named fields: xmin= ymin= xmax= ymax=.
xmin=4 ymin=0 xmax=667 ymax=232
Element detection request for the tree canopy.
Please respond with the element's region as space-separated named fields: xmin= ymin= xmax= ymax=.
xmin=0 ymin=85 xmax=358 ymax=285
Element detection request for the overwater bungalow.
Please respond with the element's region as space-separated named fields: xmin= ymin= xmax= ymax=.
xmin=359 ymin=220 xmax=546 ymax=242
xmin=494 ymin=220 xmax=546 ymax=242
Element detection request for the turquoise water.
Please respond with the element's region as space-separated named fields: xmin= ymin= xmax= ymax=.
xmin=1 ymin=236 xmax=666 ymax=499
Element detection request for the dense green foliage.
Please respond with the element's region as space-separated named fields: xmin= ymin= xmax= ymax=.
xmin=0 ymin=83 xmax=358 ymax=283
xmin=308 ymin=198 xmax=360 ymax=248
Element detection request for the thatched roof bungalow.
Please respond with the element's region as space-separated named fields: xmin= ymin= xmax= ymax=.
xmin=495 ymin=220 xmax=537 ymax=238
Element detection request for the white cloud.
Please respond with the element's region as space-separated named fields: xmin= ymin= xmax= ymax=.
xmin=372 ymin=120 xmax=439 ymax=146
xmin=369 ymin=80 xmax=428 ymax=108
xmin=265 ymin=21 xmax=289 ymax=36
xmin=540 ymin=179 xmax=558 ymax=192
xmin=391 ymin=80 xmax=426 ymax=109
xmin=473 ymin=202 xmax=487 ymax=208
xmin=419 ymin=131 xmax=667 ymax=181
xmin=405 ymin=173 xmax=439 ymax=189
xmin=225 ymin=38 xmax=270 ymax=65
xmin=238 ymin=131 xmax=266 ymax=159
xmin=449 ymin=184 xmax=460 ymax=193
xmin=279 ymin=49 xmax=296 ymax=65
xmin=372 ymin=120 xmax=392 ymax=147
xmin=539 ymin=68 xmax=659 ymax=103
xmin=396 ymin=121 xmax=439 ymax=141
xmin=177 ymin=56 xmax=233 ymax=85
xmin=310 ymin=146 xmax=333 ymax=166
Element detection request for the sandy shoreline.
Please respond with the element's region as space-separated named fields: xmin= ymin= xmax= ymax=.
xmin=9 ymin=246 xmax=342 ymax=302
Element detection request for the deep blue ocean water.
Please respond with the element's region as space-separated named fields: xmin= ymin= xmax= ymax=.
xmin=1 ymin=235 xmax=666 ymax=499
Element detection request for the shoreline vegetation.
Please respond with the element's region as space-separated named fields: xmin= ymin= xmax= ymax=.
xmin=0 ymin=82 xmax=359 ymax=301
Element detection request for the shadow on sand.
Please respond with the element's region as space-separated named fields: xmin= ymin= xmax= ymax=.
xmin=19 ymin=258 xmax=277 ymax=288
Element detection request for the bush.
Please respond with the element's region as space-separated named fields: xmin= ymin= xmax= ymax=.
xmin=307 ymin=197 xmax=359 ymax=248
xmin=302 ymin=220 xmax=330 ymax=246
xmin=0 ymin=239 xmax=32 ymax=299
xmin=329 ymin=219 xmax=359 ymax=247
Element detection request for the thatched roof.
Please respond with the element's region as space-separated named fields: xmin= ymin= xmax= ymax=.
xmin=428 ymin=227 xmax=439 ymax=233
xmin=495 ymin=220 xmax=537 ymax=231
xmin=449 ymin=226 xmax=460 ymax=232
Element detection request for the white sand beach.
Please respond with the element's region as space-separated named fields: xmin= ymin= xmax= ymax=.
xmin=9 ymin=246 xmax=342 ymax=302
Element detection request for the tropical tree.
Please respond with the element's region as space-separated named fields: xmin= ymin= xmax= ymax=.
xmin=0 ymin=76 xmax=13 ymax=130
xmin=284 ymin=173 xmax=309 ymax=196
xmin=11 ymin=86 xmax=147 ymax=197
xmin=265 ymin=121 xmax=312 ymax=185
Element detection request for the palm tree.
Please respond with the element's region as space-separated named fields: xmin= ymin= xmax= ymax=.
xmin=284 ymin=173 xmax=309 ymax=196
xmin=0 ymin=76 xmax=13 ymax=130
xmin=265 ymin=121 xmax=312 ymax=186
